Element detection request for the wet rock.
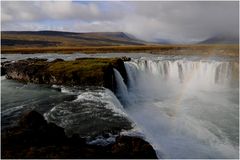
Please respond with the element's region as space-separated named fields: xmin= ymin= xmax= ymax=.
xmin=52 ymin=58 xmax=64 ymax=62
xmin=2 ymin=111 xmax=158 ymax=159
xmin=19 ymin=110 xmax=47 ymax=129
xmin=1 ymin=61 xmax=12 ymax=76
xmin=112 ymin=136 xmax=157 ymax=159
xmin=1 ymin=67 xmax=6 ymax=76
xmin=121 ymin=56 xmax=131 ymax=61
xmin=2 ymin=111 xmax=67 ymax=146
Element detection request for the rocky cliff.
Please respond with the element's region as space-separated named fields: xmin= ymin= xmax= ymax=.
xmin=2 ymin=58 xmax=128 ymax=92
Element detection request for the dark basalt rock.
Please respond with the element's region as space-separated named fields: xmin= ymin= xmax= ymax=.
xmin=1 ymin=66 xmax=6 ymax=75
xmin=121 ymin=56 xmax=131 ymax=61
xmin=112 ymin=136 xmax=158 ymax=159
xmin=2 ymin=111 xmax=158 ymax=159
xmin=19 ymin=110 xmax=47 ymax=129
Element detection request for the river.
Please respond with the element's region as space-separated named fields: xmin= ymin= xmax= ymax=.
xmin=1 ymin=53 xmax=239 ymax=158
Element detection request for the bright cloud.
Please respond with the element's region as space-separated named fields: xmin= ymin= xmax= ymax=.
xmin=1 ymin=1 xmax=239 ymax=43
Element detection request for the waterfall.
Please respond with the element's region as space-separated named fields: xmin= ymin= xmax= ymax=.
xmin=114 ymin=58 xmax=239 ymax=159
xmin=124 ymin=62 xmax=139 ymax=90
xmin=124 ymin=59 xmax=238 ymax=89
xmin=113 ymin=68 xmax=129 ymax=105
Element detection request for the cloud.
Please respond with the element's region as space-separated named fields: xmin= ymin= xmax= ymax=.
xmin=1 ymin=1 xmax=103 ymax=22
xmin=123 ymin=1 xmax=239 ymax=42
xmin=1 ymin=1 xmax=239 ymax=43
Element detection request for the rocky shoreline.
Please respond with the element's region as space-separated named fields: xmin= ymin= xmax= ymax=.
xmin=2 ymin=111 xmax=157 ymax=159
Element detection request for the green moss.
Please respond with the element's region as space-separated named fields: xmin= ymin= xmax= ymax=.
xmin=48 ymin=58 xmax=117 ymax=74
xmin=46 ymin=58 xmax=119 ymax=85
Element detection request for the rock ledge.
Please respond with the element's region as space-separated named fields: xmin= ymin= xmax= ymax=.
xmin=2 ymin=58 xmax=128 ymax=92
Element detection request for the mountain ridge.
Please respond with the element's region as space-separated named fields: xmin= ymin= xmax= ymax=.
xmin=1 ymin=30 xmax=146 ymax=48
xmin=198 ymin=35 xmax=239 ymax=44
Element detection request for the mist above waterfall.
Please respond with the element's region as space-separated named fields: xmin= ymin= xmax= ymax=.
xmin=114 ymin=57 xmax=239 ymax=158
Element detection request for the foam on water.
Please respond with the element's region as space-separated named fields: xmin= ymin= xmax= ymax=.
xmin=44 ymin=87 xmax=132 ymax=137
xmin=87 ymin=134 xmax=117 ymax=146
xmin=74 ymin=88 xmax=126 ymax=116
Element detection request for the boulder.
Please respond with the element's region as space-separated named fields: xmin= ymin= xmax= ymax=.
xmin=112 ymin=135 xmax=157 ymax=159
xmin=19 ymin=110 xmax=47 ymax=129
xmin=121 ymin=56 xmax=131 ymax=61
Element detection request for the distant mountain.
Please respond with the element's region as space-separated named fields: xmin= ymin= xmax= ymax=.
xmin=198 ymin=35 xmax=239 ymax=44
xmin=1 ymin=31 xmax=145 ymax=48
xmin=152 ymin=38 xmax=173 ymax=44
xmin=83 ymin=32 xmax=133 ymax=40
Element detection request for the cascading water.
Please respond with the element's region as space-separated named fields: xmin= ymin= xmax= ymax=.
xmin=125 ymin=59 xmax=238 ymax=89
xmin=113 ymin=68 xmax=129 ymax=105
xmin=115 ymin=58 xmax=239 ymax=158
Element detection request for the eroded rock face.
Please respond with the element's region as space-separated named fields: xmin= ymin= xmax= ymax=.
xmin=1 ymin=61 xmax=12 ymax=76
xmin=1 ymin=67 xmax=6 ymax=76
xmin=4 ymin=59 xmax=47 ymax=83
xmin=4 ymin=58 xmax=128 ymax=92
xmin=2 ymin=111 xmax=157 ymax=159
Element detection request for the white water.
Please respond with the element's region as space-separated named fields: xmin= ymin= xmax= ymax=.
xmin=113 ymin=69 xmax=129 ymax=105
xmin=44 ymin=86 xmax=132 ymax=137
xmin=115 ymin=58 xmax=239 ymax=159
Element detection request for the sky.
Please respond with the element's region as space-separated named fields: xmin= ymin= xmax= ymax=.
xmin=1 ymin=1 xmax=239 ymax=43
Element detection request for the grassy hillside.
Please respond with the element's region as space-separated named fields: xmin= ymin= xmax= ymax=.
xmin=1 ymin=31 xmax=145 ymax=49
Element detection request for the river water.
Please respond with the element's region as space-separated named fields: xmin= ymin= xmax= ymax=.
xmin=1 ymin=53 xmax=239 ymax=158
